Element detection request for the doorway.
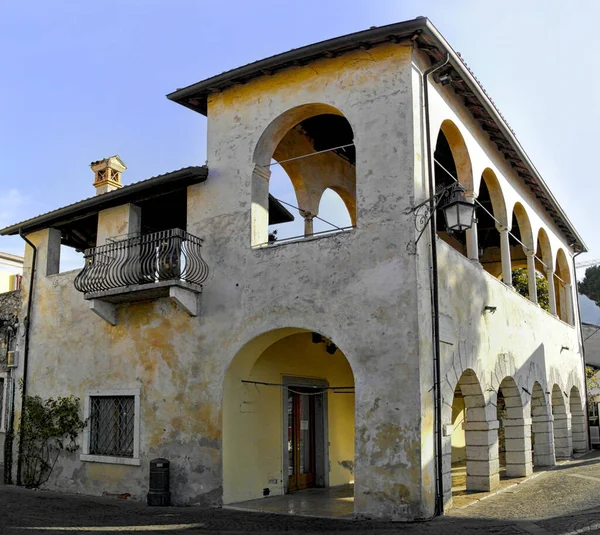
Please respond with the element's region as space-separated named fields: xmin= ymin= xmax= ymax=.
xmin=283 ymin=377 xmax=327 ymax=493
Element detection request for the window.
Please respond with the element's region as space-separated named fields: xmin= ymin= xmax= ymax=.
xmin=0 ymin=373 xmax=7 ymax=432
xmin=81 ymin=389 xmax=140 ymax=466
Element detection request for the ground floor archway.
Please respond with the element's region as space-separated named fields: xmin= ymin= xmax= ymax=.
xmin=223 ymin=329 xmax=355 ymax=506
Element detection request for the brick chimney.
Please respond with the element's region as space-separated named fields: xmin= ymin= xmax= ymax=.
xmin=91 ymin=156 xmax=126 ymax=195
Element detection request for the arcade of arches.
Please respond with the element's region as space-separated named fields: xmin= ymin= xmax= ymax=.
xmin=447 ymin=369 xmax=586 ymax=508
xmin=433 ymin=124 xmax=574 ymax=325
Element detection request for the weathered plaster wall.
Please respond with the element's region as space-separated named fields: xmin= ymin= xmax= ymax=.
xmin=410 ymin=48 xmax=585 ymax=511
xmin=223 ymin=332 xmax=354 ymax=503
xmin=11 ymin=42 xmax=429 ymax=520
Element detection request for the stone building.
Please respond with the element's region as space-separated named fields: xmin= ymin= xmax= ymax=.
xmin=0 ymin=271 xmax=20 ymax=481
xmin=0 ymin=18 xmax=589 ymax=520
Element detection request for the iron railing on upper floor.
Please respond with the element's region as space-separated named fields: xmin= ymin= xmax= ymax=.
xmin=73 ymin=228 xmax=209 ymax=294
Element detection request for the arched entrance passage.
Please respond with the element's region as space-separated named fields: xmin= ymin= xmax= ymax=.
xmin=530 ymin=382 xmax=556 ymax=467
xmin=552 ymin=385 xmax=572 ymax=459
xmin=496 ymin=377 xmax=532 ymax=478
xmin=223 ymin=328 xmax=355 ymax=506
xmin=448 ymin=369 xmax=499 ymax=499
xmin=570 ymin=387 xmax=587 ymax=453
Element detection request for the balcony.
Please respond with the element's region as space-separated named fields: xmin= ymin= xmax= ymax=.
xmin=74 ymin=228 xmax=209 ymax=324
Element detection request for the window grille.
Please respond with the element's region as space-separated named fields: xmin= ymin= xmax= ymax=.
xmin=89 ymin=396 xmax=134 ymax=457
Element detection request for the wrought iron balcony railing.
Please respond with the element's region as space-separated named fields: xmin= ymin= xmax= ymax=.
xmin=74 ymin=228 xmax=209 ymax=295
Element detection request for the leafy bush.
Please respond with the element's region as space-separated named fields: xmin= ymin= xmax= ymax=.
xmin=512 ymin=268 xmax=550 ymax=312
xmin=19 ymin=394 xmax=85 ymax=488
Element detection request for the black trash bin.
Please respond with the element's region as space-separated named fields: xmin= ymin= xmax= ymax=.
xmin=147 ymin=458 xmax=171 ymax=506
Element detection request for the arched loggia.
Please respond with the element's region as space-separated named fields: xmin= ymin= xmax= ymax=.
xmin=434 ymin=120 xmax=473 ymax=257
xmin=252 ymin=104 xmax=356 ymax=246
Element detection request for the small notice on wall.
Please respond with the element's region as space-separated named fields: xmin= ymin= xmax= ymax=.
xmin=300 ymin=420 xmax=309 ymax=430
xmin=439 ymin=314 xmax=455 ymax=345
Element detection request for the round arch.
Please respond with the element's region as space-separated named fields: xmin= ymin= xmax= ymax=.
xmin=551 ymin=384 xmax=572 ymax=459
xmin=536 ymin=228 xmax=553 ymax=273
xmin=253 ymin=103 xmax=348 ymax=167
xmin=313 ymin=186 xmax=356 ymax=229
xmin=555 ymin=249 xmax=571 ymax=285
xmin=251 ymin=104 xmax=356 ymax=245
xmin=445 ymin=369 xmax=499 ymax=497
xmin=555 ymin=248 xmax=572 ymax=323
xmin=479 ymin=168 xmax=508 ymax=228
xmin=511 ymin=202 xmax=534 ymax=251
xmin=438 ymin=119 xmax=474 ymax=192
xmin=530 ymin=381 xmax=555 ymax=467
xmin=569 ymin=386 xmax=587 ymax=453
xmin=223 ymin=327 xmax=356 ymax=505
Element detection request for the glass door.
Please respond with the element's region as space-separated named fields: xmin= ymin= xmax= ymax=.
xmin=287 ymin=388 xmax=316 ymax=491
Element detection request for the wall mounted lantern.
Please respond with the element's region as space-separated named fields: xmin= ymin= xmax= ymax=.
xmin=406 ymin=182 xmax=476 ymax=245
xmin=442 ymin=184 xmax=475 ymax=232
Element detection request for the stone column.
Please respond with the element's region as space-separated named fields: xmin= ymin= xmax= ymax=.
xmin=531 ymin=415 xmax=556 ymax=466
xmin=301 ymin=211 xmax=315 ymax=237
xmin=503 ymin=418 xmax=533 ymax=477
xmin=497 ymin=225 xmax=512 ymax=287
xmin=571 ymin=406 xmax=588 ymax=453
xmin=525 ymin=249 xmax=537 ymax=304
xmin=464 ymin=419 xmax=500 ymax=492
xmin=465 ymin=192 xmax=479 ymax=262
xmin=553 ymin=408 xmax=573 ymax=459
xmin=546 ymin=268 xmax=557 ymax=315
xmin=565 ymin=284 xmax=574 ymax=325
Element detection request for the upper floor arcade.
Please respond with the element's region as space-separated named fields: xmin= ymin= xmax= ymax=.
xmin=0 ymin=18 xmax=586 ymax=333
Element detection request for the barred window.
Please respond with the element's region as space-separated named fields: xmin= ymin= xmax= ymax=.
xmin=89 ymin=396 xmax=135 ymax=457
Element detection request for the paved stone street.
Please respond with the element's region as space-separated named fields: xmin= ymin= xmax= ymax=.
xmin=2 ymin=451 xmax=600 ymax=534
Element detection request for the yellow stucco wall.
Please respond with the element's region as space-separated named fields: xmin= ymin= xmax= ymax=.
xmin=451 ymin=396 xmax=466 ymax=463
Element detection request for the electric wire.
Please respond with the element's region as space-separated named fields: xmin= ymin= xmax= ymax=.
xmin=264 ymin=143 xmax=355 ymax=167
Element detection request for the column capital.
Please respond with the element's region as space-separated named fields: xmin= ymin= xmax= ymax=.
xmin=464 ymin=191 xmax=477 ymax=201
xmin=495 ymin=223 xmax=509 ymax=233
xmin=253 ymin=165 xmax=272 ymax=181
xmin=299 ymin=210 xmax=315 ymax=222
xmin=523 ymin=248 xmax=536 ymax=257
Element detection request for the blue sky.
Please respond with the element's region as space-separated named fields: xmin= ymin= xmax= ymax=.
xmin=1 ymin=1 xmax=599 ymax=275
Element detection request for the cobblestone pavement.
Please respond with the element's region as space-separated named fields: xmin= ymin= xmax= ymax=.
xmin=2 ymin=452 xmax=600 ymax=534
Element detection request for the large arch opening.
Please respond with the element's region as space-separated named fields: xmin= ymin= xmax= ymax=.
xmin=535 ymin=229 xmax=553 ymax=313
xmin=555 ymin=249 xmax=573 ymax=324
xmin=552 ymin=385 xmax=572 ymax=459
xmin=476 ymin=172 xmax=504 ymax=276
xmin=252 ymin=105 xmax=356 ymax=246
xmin=223 ymin=328 xmax=355 ymax=511
xmin=570 ymin=386 xmax=587 ymax=453
xmin=496 ymin=377 xmax=532 ymax=478
xmin=449 ymin=369 xmax=499 ymax=501
xmin=434 ymin=125 xmax=471 ymax=256
xmin=530 ymin=381 xmax=555 ymax=467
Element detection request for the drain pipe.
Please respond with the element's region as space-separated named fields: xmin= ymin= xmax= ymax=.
xmin=422 ymin=52 xmax=450 ymax=517
xmin=16 ymin=229 xmax=37 ymax=486
xmin=572 ymin=250 xmax=592 ymax=449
